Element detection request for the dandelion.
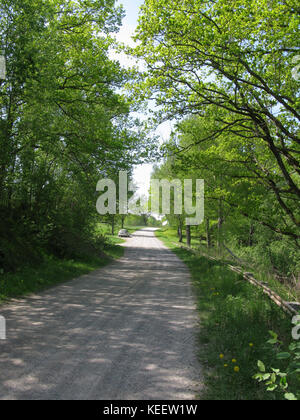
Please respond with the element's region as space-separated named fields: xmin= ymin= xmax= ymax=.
xmin=219 ymin=354 xmax=224 ymax=359
xmin=249 ymin=343 xmax=254 ymax=348
xmin=234 ymin=366 xmax=240 ymax=373
xmin=224 ymin=364 xmax=228 ymax=368
xmin=232 ymin=359 xmax=237 ymax=363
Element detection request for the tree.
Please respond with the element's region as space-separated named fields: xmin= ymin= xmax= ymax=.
xmin=0 ymin=0 xmax=152 ymax=270
xmin=155 ymin=114 xmax=300 ymax=275
xmin=131 ymin=0 xmax=300 ymax=239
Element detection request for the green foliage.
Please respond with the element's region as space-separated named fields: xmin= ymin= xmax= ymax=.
xmin=124 ymin=213 xmax=161 ymax=227
xmin=0 ymin=240 xmax=124 ymax=303
xmin=254 ymin=331 xmax=300 ymax=400
xmin=230 ymin=225 xmax=300 ymax=278
xmin=0 ymin=0 xmax=153 ymax=272
xmin=132 ymin=0 xmax=300 ymax=244
xmin=148 ymin=107 xmax=299 ymax=287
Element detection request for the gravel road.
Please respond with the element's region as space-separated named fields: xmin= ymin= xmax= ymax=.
xmin=0 ymin=228 xmax=202 ymax=400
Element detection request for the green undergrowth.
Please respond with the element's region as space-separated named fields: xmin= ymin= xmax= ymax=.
xmin=0 ymin=241 xmax=124 ymax=304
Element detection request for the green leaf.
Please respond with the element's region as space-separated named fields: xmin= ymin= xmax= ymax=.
xmin=269 ymin=331 xmax=278 ymax=340
xmin=267 ymin=385 xmax=278 ymax=392
xmin=284 ymin=393 xmax=297 ymax=401
xmin=276 ymin=352 xmax=291 ymax=360
xmin=257 ymin=360 xmax=266 ymax=372
xmin=279 ymin=376 xmax=288 ymax=390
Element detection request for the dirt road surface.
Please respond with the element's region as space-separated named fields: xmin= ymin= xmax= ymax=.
xmin=0 ymin=228 xmax=201 ymax=400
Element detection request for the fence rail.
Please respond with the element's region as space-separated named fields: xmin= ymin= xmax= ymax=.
xmin=174 ymin=242 xmax=300 ymax=317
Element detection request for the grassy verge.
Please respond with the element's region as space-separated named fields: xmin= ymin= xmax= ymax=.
xmin=156 ymin=228 xmax=298 ymax=400
xmin=163 ymin=227 xmax=299 ymax=302
xmin=194 ymin=243 xmax=299 ymax=303
xmin=0 ymin=242 xmax=124 ymax=305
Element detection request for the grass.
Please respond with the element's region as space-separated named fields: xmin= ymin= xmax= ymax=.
xmin=156 ymin=228 xmax=299 ymax=400
xmin=0 ymin=241 xmax=125 ymax=305
xmin=164 ymin=227 xmax=300 ymax=303
xmin=195 ymin=243 xmax=300 ymax=303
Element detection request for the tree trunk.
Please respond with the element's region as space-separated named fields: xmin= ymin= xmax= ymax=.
xmin=111 ymin=216 xmax=115 ymax=236
xmin=206 ymin=217 xmax=211 ymax=248
xmin=249 ymin=222 xmax=255 ymax=247
xmin=178 ymin=225 xmax=183 ymax=243
xmin=121 ymin=215 xmax=126 ymax=229
xmin=186 ymin=225 xmax=191 ymax=247
xmin=217 ymin=198 xmax=224 ymax=253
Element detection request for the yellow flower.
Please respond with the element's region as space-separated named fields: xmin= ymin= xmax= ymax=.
xmin=232 ymin=359 xmax=237 ymax=363
xmin=249 ymin=343 xmax=254 ymax=347
xmin=224 ymin=364 xmax=228 ymax=368
xmin=219 ymin=354 xmax=224 ymax=359
xmin=234 ymin=366 xmax=240 ymax=373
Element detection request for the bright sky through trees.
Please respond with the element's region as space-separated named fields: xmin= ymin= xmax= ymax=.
xmin=115 ymin=0 xmax=173 ymax=198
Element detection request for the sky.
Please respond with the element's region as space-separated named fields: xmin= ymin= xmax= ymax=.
xmin=113 ymin=0 xmax=173 ymax=197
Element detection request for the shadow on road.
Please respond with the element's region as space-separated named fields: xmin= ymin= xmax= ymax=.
xmin=0 ymin=230 xmax=201 ymax=400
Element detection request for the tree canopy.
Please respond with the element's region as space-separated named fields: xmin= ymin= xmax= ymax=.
xmin=0 ymin=0 xmax=153 ymax=270
xmin=132 ymin=0 xmax=299 ymax=276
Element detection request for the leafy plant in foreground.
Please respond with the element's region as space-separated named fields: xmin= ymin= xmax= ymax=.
xmin=254 ymin=330 xmax=300 ymax=400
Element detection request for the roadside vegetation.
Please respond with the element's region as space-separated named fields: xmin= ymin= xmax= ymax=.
xmin=156 ymin=227 xmax=300 ymax=304
xmin=0 ymin=238 xmax=125 ymax=304
xmin=0 ymin=216 xmax=158 ymax=304
xmin=156 ymin=228 xmax=300 ymax=400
